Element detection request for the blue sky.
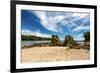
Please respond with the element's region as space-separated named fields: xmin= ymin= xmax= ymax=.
xmin=21 ymin=10 xmax=90 ymax=41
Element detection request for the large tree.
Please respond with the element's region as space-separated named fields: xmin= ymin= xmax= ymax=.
xmin=83 ymin=31 xmax=90 ymax=50
xmin=83 ymin=31 xmax=90 ymax=42
xmin=63 ymin=35 xmax=78 ymax=48
xmin=63 ymin=35 xmax=73 ymax=46
xmin=51 ymin=35 xmax=61 ymax=46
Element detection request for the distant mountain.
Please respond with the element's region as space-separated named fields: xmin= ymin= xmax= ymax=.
xmin=21 ymin=35 xmax=51 ymax=41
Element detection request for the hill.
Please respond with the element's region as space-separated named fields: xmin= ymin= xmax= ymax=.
xmin=21 ymin=35 xmax=51 ymax=41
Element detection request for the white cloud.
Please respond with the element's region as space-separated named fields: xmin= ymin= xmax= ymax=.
xmin=30 ymin=11 xmax=50 ymax=29
xmin=22 ymin=30 xmax=33 ymax=35
xmin=72 ymin=13 xmax=89 ymax=19
xmin=22 ymin=29 xmax=51 ymax=38
xmin=61 ymin=13 xmax=89 ymax=24
xmin=74 ymin=37 xmax=84 ymax=41
xmin=57 ymin=16 xmax=65 ymax=20
xmin=73 ymin=25 xmax=90 ymax=32
xmin=46 ymin=15 xmax=66 ymax=32
xmin=30 ymin=11 xmax=72 ymax=32
xmin=29 ymin=11 xmax=89 ymax=33
xmin=30 ymin=11 xmax=60 ymax=32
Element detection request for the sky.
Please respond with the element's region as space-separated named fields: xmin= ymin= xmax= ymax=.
xmin=21 ymin=10 xmax=90 ymax=41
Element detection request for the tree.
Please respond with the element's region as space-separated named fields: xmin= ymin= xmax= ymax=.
xmin=83 ymin=31 xmax=90 ymax=42
xmin=63 ymin=35 xmax=78 ymax=48
xmin=83 ymin=31 xmax=90 ymax=50
xmin=63 ymin=35 xmax=73 ymax=47
xmin=51 ymin=35 xmax=61 ymax=46
xmin=73 ymin=40 xmax=78 ymax=47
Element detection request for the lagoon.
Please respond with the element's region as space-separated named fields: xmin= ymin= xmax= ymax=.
xmin=21 ymin=40 xmax=51 ymax=47
xmin=21 ymin=40 xmax=84 ymax=47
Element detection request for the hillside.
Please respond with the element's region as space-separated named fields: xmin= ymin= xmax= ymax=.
xmin=21 ymin=35 xmax=51 ymax=41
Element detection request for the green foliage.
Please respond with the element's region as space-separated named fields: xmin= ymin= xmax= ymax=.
xmin=51 ymin=35 xmax=62 ymax=46
xmin=83 ymin=31 xmax=90 ymax=50
xmin=72 ymin=40 xmax=78 ymax=47
xmin=63 ymin=35 xmax=73 ymax=46
xmin=84 ymin=42 xmax=90 ymax=50
xmin=63 ymin=35 xmax=78 ymax=48
xmin=83 ymin=31 xmax=90 ymax=42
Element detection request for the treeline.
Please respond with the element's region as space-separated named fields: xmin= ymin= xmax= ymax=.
xmin=22 ymin=31 xmax=90 ymax=49
xmin=21 ymin=35 xmax=51 ymax=41
xmin=51 ymin=35 xmax=78 ymax=47
xmin=51 ymin=31 xmax=90 ymax=49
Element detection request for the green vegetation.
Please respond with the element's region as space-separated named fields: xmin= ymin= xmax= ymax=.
xmin=22 ymin=31 xmax=90 ymax=50
xmin=63 ymin=31 xmax=90 ymax=49
xmin=63 ymin=35 xmax=73 ymax=46
xmin=21 ymin=35 xmax=51 ymax=41
xmin=51 ymin=35 xmax=63 ymax=46
xmin=83 ymin=31 xmax=90 ymax=42
xmin=83 ymin=31 xmax=90 ymax=50
xmin=63 ymin=35 xmax=78 ymax=49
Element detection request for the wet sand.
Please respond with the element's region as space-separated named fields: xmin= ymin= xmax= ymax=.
xmin=21 ymin=46 xmax=90 ymax=63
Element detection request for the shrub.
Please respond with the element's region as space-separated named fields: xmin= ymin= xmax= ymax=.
xmin=74 ymin=45 xmax=80 ymax=49
xmin=63 ymin=35 xmax=78 ymax=48
xmin=63 ymin=35 xmax=73 ymax=46
xmin=51 ymin=35 xmax=61 ymax=46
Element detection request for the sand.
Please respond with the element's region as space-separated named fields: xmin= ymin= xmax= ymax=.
xmin=21 ymin=47 xmax=90 ymax=63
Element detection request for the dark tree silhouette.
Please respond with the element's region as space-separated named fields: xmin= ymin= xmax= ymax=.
xmin=83 ymin=31 xmax=90 ymax=50
xmin=83 ymin=31 xmax=90 ymax=42
xmin=63 ymin=35 xmax=78 ymax=48
xmin=51 ymin=35 xmax=61 ymax=46
xmin=63 ymin=35 xmax=73 ymax=46
xmin=21 ymin=35 xmax=51 ymax=41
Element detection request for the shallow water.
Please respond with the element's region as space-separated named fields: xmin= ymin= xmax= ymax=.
xmin=21 ymin=40 xmax=51 ymax=47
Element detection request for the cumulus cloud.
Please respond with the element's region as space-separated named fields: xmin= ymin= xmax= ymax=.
xmin=22 ymin=29 xmax=51 ymax=38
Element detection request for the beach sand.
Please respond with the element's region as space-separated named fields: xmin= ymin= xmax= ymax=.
xmin=21 ymin=47 xmax=90 ymax=63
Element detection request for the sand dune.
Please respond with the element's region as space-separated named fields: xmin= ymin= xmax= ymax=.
xmin=21 ymin=47 xmax=90 ymax=63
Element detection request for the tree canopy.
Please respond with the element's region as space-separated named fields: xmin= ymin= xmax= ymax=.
xmin=83 ymin=31 xmax=90 ymax=42
xmin=51 ymin=35 xmax=62 ymax=46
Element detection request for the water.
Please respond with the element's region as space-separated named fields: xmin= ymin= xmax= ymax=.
xmin=77 ymin=41 xmax=84 ymax=45
xmin=21 ymin=40 xmax=84 ymax=47
xmin=21 ymin=40 xmax=51 ymax=47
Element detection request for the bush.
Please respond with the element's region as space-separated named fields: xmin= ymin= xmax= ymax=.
xmin=84 ymin=42 xmax=90 ymax=50
xmin=74 ymin=45 xmax=80 ymax=49
xmin=63 ymin=35 xmax=73 ymax=46
xmin=63 ymin=35 xmax=78 ymax=48
xmin=51 ymin=35 xmax=62 ymax=46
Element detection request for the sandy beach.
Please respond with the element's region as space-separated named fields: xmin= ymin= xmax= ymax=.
xmin=21 ymin=47 xmax=90 ymax=63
